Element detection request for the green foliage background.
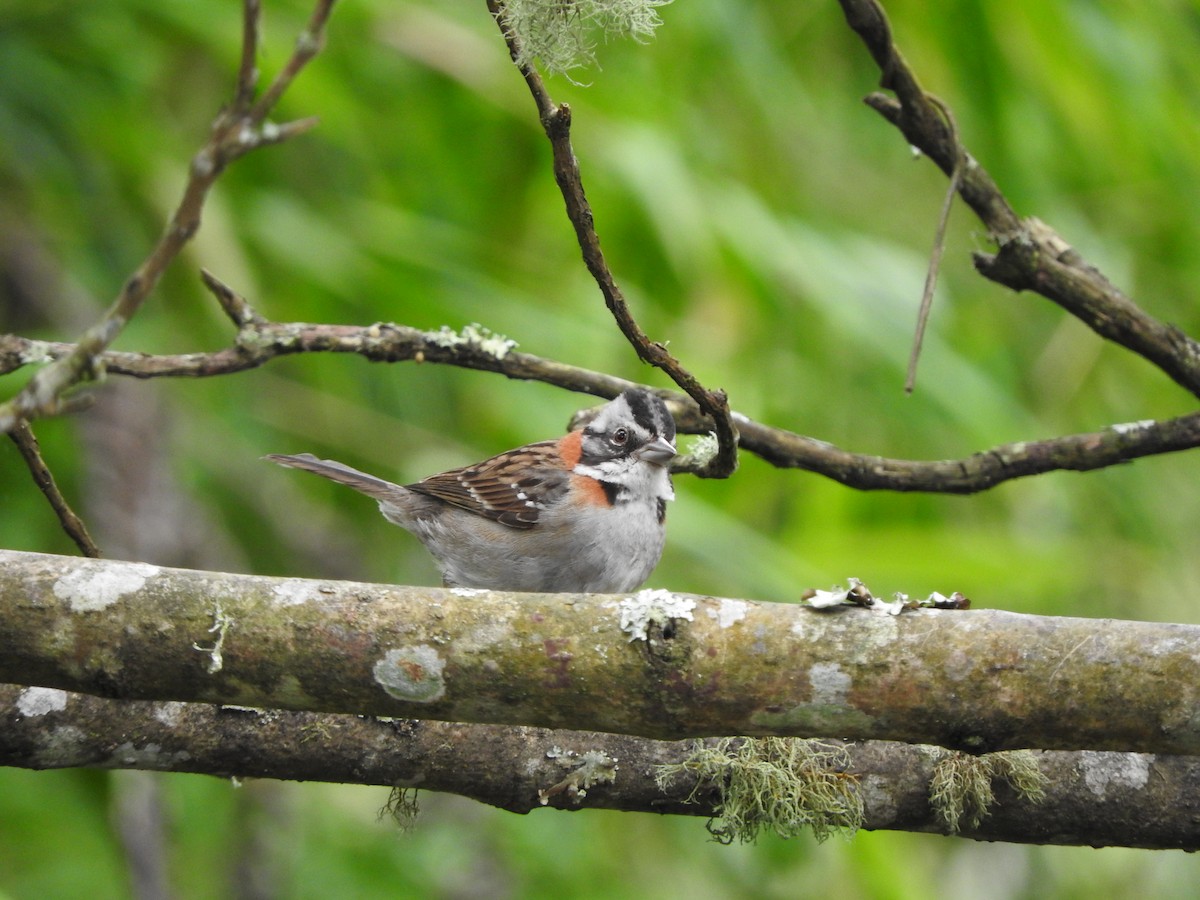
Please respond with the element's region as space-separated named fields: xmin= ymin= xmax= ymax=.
xmin=3 ymin=0 xmax=1200 ymax=895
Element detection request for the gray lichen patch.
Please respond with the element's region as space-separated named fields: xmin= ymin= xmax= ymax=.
xmin=272 ymin=579 xmax=322 ymax=606
xmin=706 ymin=597 xmax=748 ymax=629
xmin=808 ymin=662 xmax=851 ymax=706
xmin=16 ymin=686 xmax=68 ymax=717
xmin=1079 ymin=750 xmax=1152 ymax=800
xmin=53 ymin=561 xmax=160 ymax=612
xmin=374 ymin=646 xmax=447 ymax=703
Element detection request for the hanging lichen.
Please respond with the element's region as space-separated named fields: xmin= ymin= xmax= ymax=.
xmin=499 ymin=0 xmax=673 ymax=77
xmin=655 ymin=737 xmax=864 ymax=844
xmin=929 ymin=749 xmax=1048 ymax=833
xmin=381 ymin=786 xmax=421 ymax=833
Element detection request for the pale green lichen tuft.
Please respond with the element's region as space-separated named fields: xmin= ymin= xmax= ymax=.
xmin=677 ymin=432 xmax=719 ymax=470
xmin=929 ymin=749 xmax=1048 ymax=833
xmin=655 ymin=737 xmax=864 ymax=844
xmin=502 ymin=0 xmax=673 ymax=78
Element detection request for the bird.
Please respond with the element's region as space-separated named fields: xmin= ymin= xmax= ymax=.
xmin=266 ymin=389 xmax=677 ymax=593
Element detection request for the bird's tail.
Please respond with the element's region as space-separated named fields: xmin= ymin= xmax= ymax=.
xmin=264 ymin=453 xmax=406 ymax=504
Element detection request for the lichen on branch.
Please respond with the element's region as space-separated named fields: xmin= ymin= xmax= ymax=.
xmin=499 ymin=0 xmax=673 ymax=76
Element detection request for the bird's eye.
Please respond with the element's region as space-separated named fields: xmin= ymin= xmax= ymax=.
xmin=611 ymin=427 xmax=629 ymax=445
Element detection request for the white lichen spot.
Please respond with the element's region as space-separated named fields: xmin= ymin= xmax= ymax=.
xmin=54 ymin=561 xmax=160 ymax=612
xmin=538 ymin=748 xmax=619 ymax=805
xmin=1080 ymin=750 xmax=1153 ymax=799
xmin=153 ymin=701 xmax=187 ymax=728
xmin=806 ymin=588 xmax=847 ymax=610
xmin=272 ymin=579 xmax=319 ymax=606
xmin=809 ymin=662 xmax=851 ymax=706
xmin=870 ymin=595 xmax=905 ymax=616
xmin=192 ymin=604 xmax=233 ymax=674
xmin=20 ymin=340 xmax=55 ymax=365
xmin=16 ymin=686 xmax=68 ymax=717
xmin=426 ymin=323 xmax=517 ymax=359
xmin=618 ymin=589 xmax=695 ymax=642
xmin=707 ymin=597 xmax=748 ymax=629
xmin=1110 ymin=419 xmax=1156 ymax=436
xmin=450 ymin=587 xmax=489 ymax=598
xmin=374 ymin=645 xmax=447 ymax=703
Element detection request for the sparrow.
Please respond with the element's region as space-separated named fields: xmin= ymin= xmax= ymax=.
xmin=266 ymin=389 xmax=677 ymax=593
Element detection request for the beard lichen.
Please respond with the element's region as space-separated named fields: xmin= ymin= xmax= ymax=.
xmin=655 ymin=737 xmax=864 ymax=844
xmin=500 ymin=0 xmax=673 ymax=78
xmin=380 ymin=787 xmax=421 ymax=833
xmin=929 ymin=749 xmax=1048 ymax=833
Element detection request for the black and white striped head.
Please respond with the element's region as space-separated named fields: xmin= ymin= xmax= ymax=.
xmin=577 ymin=390 xmax=676 ymax=475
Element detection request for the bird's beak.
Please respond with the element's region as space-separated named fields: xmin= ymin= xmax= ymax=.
xmin=637 ymin=437 xmax=677 ymax=467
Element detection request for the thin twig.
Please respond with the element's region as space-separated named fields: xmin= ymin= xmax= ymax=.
xmin=248 ymin=0 xmax=337 ymax=123
xmin=236 ymin=0 xmax=262 ymax=106
xmin=486 ymin=0 xmax=738 ymax=478
xmin=905 ymin=95 xmax=962 ymax=394
xmin=200 ymin=270 xmax=266 ymax=328
xmin=7 ymin=421 xmax=101 ymax=557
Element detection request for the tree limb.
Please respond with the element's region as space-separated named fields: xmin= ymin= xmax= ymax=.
xmin=3 ymin=550 xmax=1198 ymax=755
xmin=837 ymin=0 xmax=1200 ymax=399
xmin=4 ymin=685 xmax=1198 ymax=850
xmin=4 ymin=323 xmax=1198 ymax=492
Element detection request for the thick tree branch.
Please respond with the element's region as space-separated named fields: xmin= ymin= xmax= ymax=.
xmin=4 ymin=323 xmax=1198 ymax=492
xmin=4 ymin=685 xmax=1198 ymax=849
xmin=837 ymin=0 xmax=1200 ymax=399
xmin=3 ymin=550 xmax=1199 ymax=755
xmin=486 ymin=0 xmax=738 ymax=479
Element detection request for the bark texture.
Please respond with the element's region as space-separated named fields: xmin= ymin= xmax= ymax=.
xmin=3 ymin=550 xmax=1198 ymax=754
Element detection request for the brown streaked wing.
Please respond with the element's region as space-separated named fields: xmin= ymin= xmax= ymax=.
xmin=406 ymin=440 xmax=570 ymax=528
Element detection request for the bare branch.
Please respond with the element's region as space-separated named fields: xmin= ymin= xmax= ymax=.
xmin=200 ymin=269 xmax=266 ymax=328
xmin=236 ymin=0 xmax=263 ymax=107
xmin=838 ymin=0 xmax=1200 ymax=399
xmin=4 ymin=323 xmax=1199 ymax=491
xmin=487 ymin=0 xmax=739 ymax=479
xmin=6 ymin=423 xmax=101 ymax=558
xmin=905 ymin=95 xmax=962 ymax=394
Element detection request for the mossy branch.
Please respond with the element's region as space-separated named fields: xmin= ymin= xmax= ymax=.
xmin=3 ymin=685 xmax=1197 ymax=850
xmin=3 ymin=550 xmax=1200 ymax=756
